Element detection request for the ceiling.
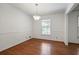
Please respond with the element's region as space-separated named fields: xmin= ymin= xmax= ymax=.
xmin=10 ymin=3 xmax=70 ymax=16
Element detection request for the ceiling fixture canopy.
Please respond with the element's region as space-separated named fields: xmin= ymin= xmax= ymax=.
xmin=33 ymin=3 xmax=41 ymax=20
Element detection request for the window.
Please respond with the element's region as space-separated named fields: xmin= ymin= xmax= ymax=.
xmin=41 ymin=19 xmax=51 ymax=35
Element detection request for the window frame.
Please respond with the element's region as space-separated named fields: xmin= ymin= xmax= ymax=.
xmin=41 ymin=19 xmax=51 ymax=36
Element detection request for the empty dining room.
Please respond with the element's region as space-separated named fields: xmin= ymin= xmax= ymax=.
xmin=0 ymin=3 xmax=79 ymax=55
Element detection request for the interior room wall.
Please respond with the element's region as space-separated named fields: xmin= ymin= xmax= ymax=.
xmin=32 ymin=13 xmax=65 ymax=42
xmin=0 ymin=4 xmax=33 ymax=51
xmin=68 ymin=11 xmax=79 ymax=44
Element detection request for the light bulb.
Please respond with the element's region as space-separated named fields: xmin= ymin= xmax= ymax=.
xmin=33 ymin=16 xmax=41 ymax=20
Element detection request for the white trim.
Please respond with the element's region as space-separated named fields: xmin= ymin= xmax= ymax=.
xmin=0 ymin=38 xmax=31 ymax=52
xmin=64 ymin=14 xmax=68 ymax=46
xmin=65 ymin=3 xmax=78 ymax=14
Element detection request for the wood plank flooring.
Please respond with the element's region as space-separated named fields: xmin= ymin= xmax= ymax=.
xmin=0 ymin=38 xmax=79 ymax=55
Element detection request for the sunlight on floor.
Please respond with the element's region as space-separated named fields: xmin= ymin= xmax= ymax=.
xmin=41 ymin=43 xmax=51 ymax=55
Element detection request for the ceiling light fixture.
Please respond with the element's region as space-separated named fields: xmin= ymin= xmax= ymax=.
xmin=33 ymin=3 xmax=41 ymax=20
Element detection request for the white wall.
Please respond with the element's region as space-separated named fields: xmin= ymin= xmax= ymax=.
xmin=0 ymin=4 xmax=33 ymax=51
xmin=32 ymin=13 xmax=65 ymax=42
xmin=68 ymin=11 xmax=79 ymax=44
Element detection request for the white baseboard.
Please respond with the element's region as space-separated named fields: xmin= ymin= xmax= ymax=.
xmin=0 ymin=38 xmax=31 ymax=52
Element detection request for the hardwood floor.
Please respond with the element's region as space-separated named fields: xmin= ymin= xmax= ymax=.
xmin=0 ymin=38 xmax=79 ymax=55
